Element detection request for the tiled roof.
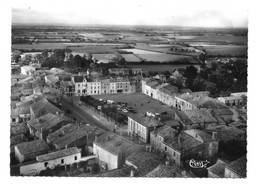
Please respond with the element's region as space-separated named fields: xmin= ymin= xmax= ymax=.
xmin=226 ymin=155 xmax=247 ymax=177
xmin=53 ymin=128 xmax=87 ymax=149
xmin=145 ymin=164 xmax=184 ymax=177
xmin=15 ymin=140 xmax=49 ymax=155
xmin=81 ymin=166 xmax=135 ymax=177
xmin=46 ymin=123 xmax=78 ymax=143
xmin=184 ymin=129 xmax=213 ymax=142
xmin=94 ymin=132 xmax=143 ymax=156
xmin=11 ymin=134 xmax=28 ymax=146
xmin=159 ymin=84 xmax=178 ymax=95
xmin=28 ymin=113 xmax=70 ymax=132
xmin=73 ymin=76 xmax=85 ymax=83
xmin=153 ymin=125 xmax=176 ymax=139
xmin=126 ymin=152 xmax=162 ymax=176
xmin=30 ymin=98 xmax=63 ymax=118
xmin=208 ymin=159 xmax=228 ymax=178
xmin=202 ymin=99 xmax=230 ymax=109
xmin=62 ymin=81 xmax=75 ymax=87
xmin=146 ymin=81 xmax=159 ymax=87
xmin=175 ymin=110 xmax=193 ymax=125
xmin=215 ymin=126 xmax=245 ymax=142
xmin=177 ymin=91 xmax=210 ymax=101
xmin=128 ymin=113 xmax=162 ymax=128
xmin=164 ymin=132 xmax=202 ymax=152
xmin=11 ymin=122 xmax=29 ymax=136
xmin=36 ymin=147 xmax=80 ymax=162
xmin=184 ymin=109 xmax=218 ymax=124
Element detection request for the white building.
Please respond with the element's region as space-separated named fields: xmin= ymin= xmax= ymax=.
xmin=19 ymin=147 xmax=81 ymax=176
xmin=21 ymin=66 xmax=36 ymax=75
xmin=72 ymin=75 xmax=88 ymax=96
xmin=217 ymin=96 xmax=244 ymax=107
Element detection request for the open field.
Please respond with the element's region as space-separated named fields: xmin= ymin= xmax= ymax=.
xmin=12 ymin=43 xmax=128 ymax=53
xmin=127 ymin=64 xmax=200 ymax=73
xmin=135 ymin=54 xmax=186 ymax=62
xmin=204 ymin=45 xmax=247 ymax=56
xmin=121 ymin=54 xmax=142 ymax=62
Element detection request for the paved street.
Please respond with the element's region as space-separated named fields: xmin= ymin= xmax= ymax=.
xmin=60 ymin=96 xmax=111 ymax=131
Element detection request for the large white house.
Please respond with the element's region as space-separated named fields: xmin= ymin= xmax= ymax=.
xmin=72 ymin=75 xmax=88 ymax=96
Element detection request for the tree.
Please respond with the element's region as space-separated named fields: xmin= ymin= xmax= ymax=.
xmin=183 ymin=65 xmax=198 ymax=88
xmin=41 ymin=50 xmax=49 ymax=59
xmin=12 ymin=50 xmax=22 ymax=63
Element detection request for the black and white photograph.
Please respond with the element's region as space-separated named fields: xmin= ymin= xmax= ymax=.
xmin=3 ymin=0 xmax=259 ymax=184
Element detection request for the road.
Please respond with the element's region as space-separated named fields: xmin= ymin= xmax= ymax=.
xmin=60 ymin=96 xmax=110 ymax=131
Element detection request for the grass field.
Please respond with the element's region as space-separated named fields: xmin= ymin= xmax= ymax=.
xmin=121 ymin=54 xmax=142 ymax=62
xmin=12 ymin=43 xmax=128 ymax=53
xmin=204 ymin=45 xmax=247 ymax=56
xmin=127 ymin=64 xmax=200 ymax=73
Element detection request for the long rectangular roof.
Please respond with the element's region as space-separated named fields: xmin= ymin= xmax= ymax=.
xmin=15 ymin=140 xmax=49 ymax=155
xmin=36 ymin=147 xmax=80 ymax=162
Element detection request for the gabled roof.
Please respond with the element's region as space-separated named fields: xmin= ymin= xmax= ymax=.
xmin=175 ymin=110 xmax=193 ymax=125
xmin=11 ymin=134 xmax=28 ymax=146
xmin=36 ymin=147 xmax=80 ymax=162
xmin=126 ymin=151 xmax=162 ymax=176
xmin=184 ymin=129 xmax=213 ymax=142
xmin=226 ymin=155 xmax=247 ymax=177
xmin=53 ymin=128 xmax=87 ymax=149
xmin=73 ymin=76 xmax=85 ymax=83
xmin=28 ymin=113 xmax=70 ymax=132
xmin=164 ymin=132 xmax=202 ymax=152
xmin=153 ymin=125 xmax=176 ymax=139
xmin=62 ymin=81 xmax=75 ymax=87
xmin=15 ymin=140 xmax=49 ymax=155
xmin=30 ymin=98 xmax=63 ymax=118
xmin=46 ymin=123 xmax=78 ymax=144
xmin=184 ymin=109 xmax=218 ymax=124
xmin=145 ymin=164 xmax=184 ymax=177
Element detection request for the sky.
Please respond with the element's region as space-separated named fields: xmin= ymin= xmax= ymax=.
xmin=11 ymin=0 xmax=248 ymax=28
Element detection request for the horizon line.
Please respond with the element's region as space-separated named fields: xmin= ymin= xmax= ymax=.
xmin=11 ymin=22 xmax=248 ymax=30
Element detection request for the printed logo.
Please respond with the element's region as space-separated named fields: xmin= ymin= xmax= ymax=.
xmin=187 ymin=159 xmax=210 ymax=168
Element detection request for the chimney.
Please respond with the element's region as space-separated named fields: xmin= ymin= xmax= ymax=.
xmin=212 ymin=132 xmax=217 ymax=140
xmin=130 ymin=170 xmax=135 ymax=177
xmin=178 ymin=136 xmax=181 ymax=145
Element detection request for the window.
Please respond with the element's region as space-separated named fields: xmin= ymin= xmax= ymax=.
xmin=173 ymin=151 xmax=175 ymax=156
xmin=61 ymin=159 xmax=64 ymax=164
xmin=165 ymin=146 xmax=167 ymax=151
xmin=44 ymin=162 xmax=48 ymax=167
xmin=78 ymin=84 xmax=80 ymax=87
xmin=74 ymin=156 xmax=77 ymax=161
xmin=12 ymin=118 xmax=16 ymax=122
